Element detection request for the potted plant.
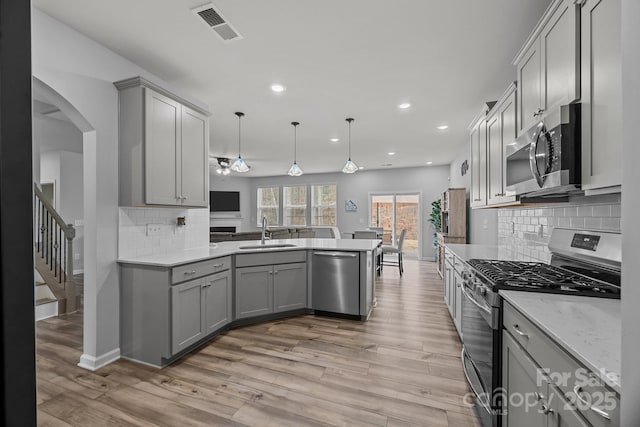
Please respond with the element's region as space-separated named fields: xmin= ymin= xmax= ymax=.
xmin=427 ymin=199 xmax=441 ymax=261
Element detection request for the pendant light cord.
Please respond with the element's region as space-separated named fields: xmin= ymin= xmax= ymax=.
xmin=346 ymin=118 xmax=354 ymax=160
xmin=238 ymin=114 xmax=242 ymax=157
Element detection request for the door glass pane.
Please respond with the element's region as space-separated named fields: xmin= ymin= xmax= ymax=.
xmin=371 ymin=195 xmax=394 ymax=244
xmin=395 ymin=194 xmax=419 ymax=258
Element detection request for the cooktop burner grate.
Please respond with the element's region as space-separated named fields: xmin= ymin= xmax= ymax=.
xmin=467 ymin=259 xmax=620 ymax=297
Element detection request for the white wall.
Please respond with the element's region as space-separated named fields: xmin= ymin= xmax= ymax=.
xmin=32 ymin=8 xmax=208 ymax=370
xmin=40 ymin=151 xmax=84 ymax=272
xmin=209 ymin=174 xmax=253 ymax=232
xmin=448 ymin=145 xmax=498 ymax=245
xmin=249 ymin=166 xmax=450 ymax=260
xmin=621 ymin=0 xmax=639 ymax=423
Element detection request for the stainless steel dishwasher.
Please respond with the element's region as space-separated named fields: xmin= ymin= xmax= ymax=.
xmin=312 ymin=251 xmax=360 ymax=316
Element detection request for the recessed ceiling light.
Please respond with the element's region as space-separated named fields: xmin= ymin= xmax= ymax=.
xmin=271 ymin=84 xmax=286 ymax=93
xmin=358 ymin=166 xmax=365 ymax=170
xmin=329 ymin=138 xmax=340 ymax=143
xmin=426 ymin=161 xmax=433 ymax=165
xmin=398 ymin=103 xmax=411 ymax=109
xmin=436 ymin=125 xmax=449 ymax=130
xmin=387 ymin=152 xmax=396 ymax=156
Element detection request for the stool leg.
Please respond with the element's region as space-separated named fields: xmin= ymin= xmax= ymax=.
xmin=399 ymin=253 xmax=403 ymax=276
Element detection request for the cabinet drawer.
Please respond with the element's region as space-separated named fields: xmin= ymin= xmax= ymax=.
xmin=503 ymin=301 xmax=620 ymax=425
xmin=235 ymin=250 xmax=306 ymax=267
xmin=171 ymin=256 xmax=231 ymax=284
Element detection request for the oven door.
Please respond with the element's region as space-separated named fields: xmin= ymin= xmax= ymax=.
xmin=461 ymin=284 xmax=498 ymax=427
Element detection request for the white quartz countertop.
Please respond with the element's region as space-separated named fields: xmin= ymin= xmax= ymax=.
xmin=118 ymin=238 xmax=380 ymax=267
xmin=500 ymin=290 xmax=621 ymax=393
xmin=445 ymin=243 xmax=542 ymax=263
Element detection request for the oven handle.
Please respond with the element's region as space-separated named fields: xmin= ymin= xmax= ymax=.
xmin=460 ymin=283 xmax=492 ymax=315
xmin=461 ymin=347 xmax=492 ymax=414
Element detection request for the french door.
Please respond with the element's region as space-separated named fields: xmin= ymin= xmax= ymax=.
xmin=370 ymin=193 xmax=421 ymax=258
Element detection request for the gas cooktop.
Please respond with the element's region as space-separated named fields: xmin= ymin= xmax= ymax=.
xmin=467 ymin=259 xmax=621 ymax=298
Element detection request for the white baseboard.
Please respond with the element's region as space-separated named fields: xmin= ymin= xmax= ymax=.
xmin=78 ymin=348 xmax=120 ymax=371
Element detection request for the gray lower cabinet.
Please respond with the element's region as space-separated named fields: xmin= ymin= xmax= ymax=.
xmin=171 ymin=269 xmax=232 ymax=355
xmin=235 ymin=259 xmax=307 ymax=320
xmin=502 ymin=301 xmax=618 ymax=427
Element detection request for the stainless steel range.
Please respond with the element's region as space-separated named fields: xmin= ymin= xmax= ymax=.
xmin=460 ymin=228 xmax=621 ymax=427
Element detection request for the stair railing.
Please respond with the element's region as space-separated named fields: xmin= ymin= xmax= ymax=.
xmin=33 ymin=183 xmax=76 ymax=310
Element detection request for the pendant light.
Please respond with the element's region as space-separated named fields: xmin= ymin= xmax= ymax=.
xmin=342 ymin=117 xmax=358 ymax=173
xmin=287 ymin=121 xmax=303 ymax=176
xmin=230 ymin=111 xmax=250 ymax=173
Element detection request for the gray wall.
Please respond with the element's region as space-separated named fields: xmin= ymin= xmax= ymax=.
xmin=249 ymin=166 xmax=450 ymax=260
xmin=621 ymin=0 xmax=639 ymax=422
xmin=448 ymin=144 xmax=498 ymax=245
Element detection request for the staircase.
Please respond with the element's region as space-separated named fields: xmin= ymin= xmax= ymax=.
xmin=34 ymin=183 xmax=77 ymax=319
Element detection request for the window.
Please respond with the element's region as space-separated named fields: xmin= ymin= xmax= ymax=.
xmin=257 ymin=187 xmax=279 ymax=226
xmin=283 ymin=185 xmax=307 ymax=226
xmin=311 ymin=184 xmax=337 ymax=226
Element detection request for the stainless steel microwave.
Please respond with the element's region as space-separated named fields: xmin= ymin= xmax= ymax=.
xmin=505 ymin=103 xmax=581 ymax=197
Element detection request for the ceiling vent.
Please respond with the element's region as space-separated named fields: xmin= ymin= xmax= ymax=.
xmin=192 ymin=3 xmax=242 ymax=42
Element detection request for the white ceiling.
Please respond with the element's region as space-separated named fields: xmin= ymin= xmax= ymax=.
xmin=33 ymin=0 xmax=551 ymax=177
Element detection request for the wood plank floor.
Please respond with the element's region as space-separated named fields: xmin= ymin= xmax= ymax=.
xmin=36 ymin=260 xmax=481 ymax=427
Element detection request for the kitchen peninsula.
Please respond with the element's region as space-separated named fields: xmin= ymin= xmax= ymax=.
xmin=118 ymin=238 xmax=378 ymax=367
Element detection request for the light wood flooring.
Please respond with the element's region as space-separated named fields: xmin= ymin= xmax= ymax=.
xmin=36 ymin=260 xmax=480 ymax=427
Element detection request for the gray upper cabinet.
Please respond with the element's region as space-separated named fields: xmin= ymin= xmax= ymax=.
xmin=487 ymin=84 xmax=518 ymax=206
xmin=115 ymin=76 xmax=210 ymax=207
xmin=469 ymin=108 xmax=489 ymax=208
xmin=273 ymin=262 xmax=307 ymax=313
xmin=581 ymin=0 xmax=622 ymax=193
xmin=514 ymin=0 xmax=579 ymax=135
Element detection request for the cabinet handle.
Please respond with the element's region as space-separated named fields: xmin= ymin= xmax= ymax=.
xmin=184 ymin=270 xmax=197 ymax=275
xmin=541 ymin=405 xmax=554 ymax=415
xmin=274 ymin=271 xmax=279 ymax=275
xmin=268 ymin=271 xmax=273 ymax=275
xmin=213 ymin=263 xmax=224 ymax=268
xmin=533 ymin=108 xmax=545 ymax=118
xmin=473 ymin=198 xmax=482 ymax=202
xmin=202 ymin=283 xmax=211 ymax=288
xmin=512 ymin=324 xmax=529 ymax=339
xmin=573 ymin=385 xmax=611 ymax=420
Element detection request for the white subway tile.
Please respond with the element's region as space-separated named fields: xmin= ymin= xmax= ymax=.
xmin=592 ymin=205 xmax=611 ymax=217
xmin=584 ymin=217 xmax=602 ymax=230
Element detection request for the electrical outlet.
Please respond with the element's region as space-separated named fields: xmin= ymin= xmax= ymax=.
xmin=512 ymin=222 xmax=516 ymax=234
xmin=538 ymin=224 xmax=544 ymax=238
xmin=146 ymin=223 xmax=162 ymax=236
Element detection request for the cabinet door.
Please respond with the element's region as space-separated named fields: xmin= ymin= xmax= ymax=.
xmin=235 ymin=265 xmax=273 ymax=319
xmin=581 ymin=0 xmax=622 ymax=191
xmin=273 ymin=262 xmax=307 ymax=313
xmin=502 ymin=331 xmax=546 ymax=427
xmin=453 ymin=270 xmax=463 ymax=336
xmin=547 ymin=385 xmax=589 ymax=427
xmin=444 ymin=259 xmax=452 ymax=306
xmin=171 ymin=278 xmax=204 ymax=354
xmin=470 ymin=119 xmax=488 ymax=207
xmin=541 ymin=0 xmax=579 ymax=113
xmin=180 ymin=106 xmax=209 ymax=207
xmin=501 ymin=89 xmax=517 ymax=200
xmin=487 ymin=112 xmax=503 ymax=205
xmin=203 ymin=270 xmax=232 ymax=334
xmin=145 ymin=89 xmax=181 ymax=206
xmin=517 ymin=41 xmax=542 ymax=135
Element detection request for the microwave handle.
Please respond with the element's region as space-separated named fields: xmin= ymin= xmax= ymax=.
xmin=529 ymin=123 xmax=546 ymax=188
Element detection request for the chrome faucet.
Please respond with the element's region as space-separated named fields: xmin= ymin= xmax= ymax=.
xmin=261 ymin=216 xmax=268 ymax=245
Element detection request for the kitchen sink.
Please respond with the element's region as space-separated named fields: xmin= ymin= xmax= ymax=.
xmin=238 ymin=244 xmax=297 ymax=250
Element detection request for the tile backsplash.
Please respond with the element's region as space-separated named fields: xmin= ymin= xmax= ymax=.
xmin=118 ymin=207 xmax=209 ymax=258
xmin=498 ymin=193 xmax=621 ymax=263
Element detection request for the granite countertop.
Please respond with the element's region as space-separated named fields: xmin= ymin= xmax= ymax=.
xmin=500 ymin=290 xmax=621 ymax=393
xmin=118 ymin=238 xmax=380 ymax=267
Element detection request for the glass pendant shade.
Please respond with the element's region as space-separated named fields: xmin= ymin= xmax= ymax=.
xmin=342 ymin=117 xmax=358 ymax=174
xmin=288 ymin=162 xmax=303 ymax=176
xmin=232 ymin=111 xmax=250 ymax=173
xmin=342 ymin=158 xmax=359 ymax=173
xmin=287 ymin=121 xmax=303 ymax=176
xmin=230 ymin=156 xmax=249 ymax=172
